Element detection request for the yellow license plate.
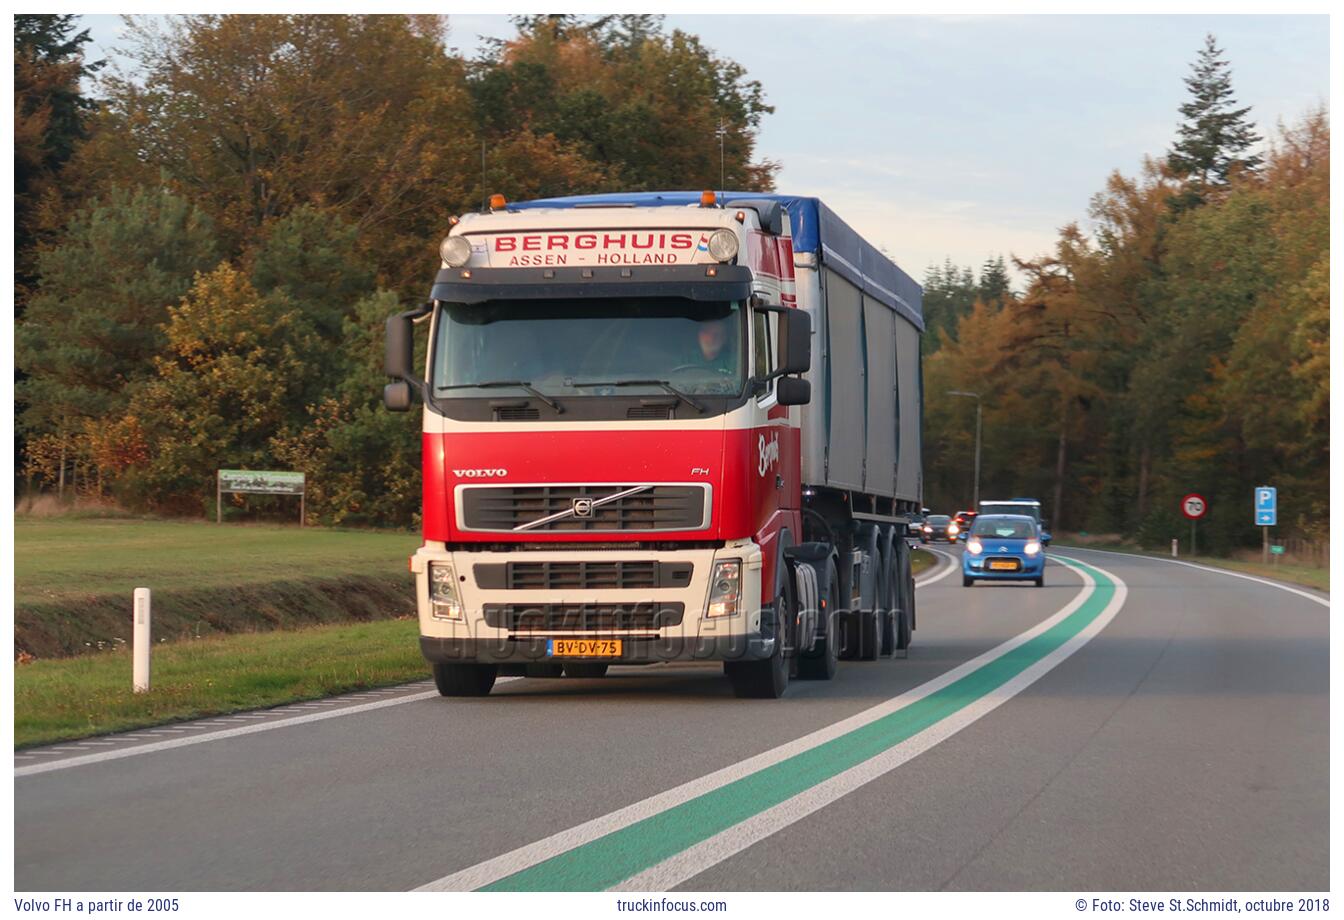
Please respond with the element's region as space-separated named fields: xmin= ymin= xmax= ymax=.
xmin=989 ymin=560 xmax=1019 ymax=571
xmin=547 ymin=638 xmax=622 ymax=658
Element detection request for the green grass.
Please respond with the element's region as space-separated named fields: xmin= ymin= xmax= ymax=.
xmin=16 ymin=517 xmax=419 ymax=600
xmin=910 ymin=547 xmax=937 ymax=576
xmin=14 ymin=618 xmax=428 ymax=748
xmin=15 ymin=517 xmax=422 ymax=658
xmin=1054 ymin=540 xmax=1329 ymax=593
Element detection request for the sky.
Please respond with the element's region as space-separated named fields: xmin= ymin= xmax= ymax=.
xmin=78 ymin=13 xmax=1329 ymax=285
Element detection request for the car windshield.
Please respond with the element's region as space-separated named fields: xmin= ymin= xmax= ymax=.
xmin=972 ymin=518 xmax=1036 ymax=539
xmin=928 ymin=516 xmax=951 ymax=525
xmin=433 ymin=297 xmax=746 ymax=397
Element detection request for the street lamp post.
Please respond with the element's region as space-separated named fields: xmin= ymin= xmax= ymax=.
xmin=947 ymin=390 xmax=981 ymax=509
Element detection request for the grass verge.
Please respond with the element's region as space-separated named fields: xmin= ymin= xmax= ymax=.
xmin=14 ymin=618 xmax=428 ymax=748
xmin=910 ymin=547 xmax=937 ymax=576
xmin=15 ymin=517 xmax=420 ymax=658
xmin=1055 ymin=542 xmax=1328 ymax=593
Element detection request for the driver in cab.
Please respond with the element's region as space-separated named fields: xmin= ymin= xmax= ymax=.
xmin=692 ymin=316 xmax=738 ymax=376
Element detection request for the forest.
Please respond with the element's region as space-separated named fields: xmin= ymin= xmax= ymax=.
xmin=15 ymin=17 xmax=1328 ymax=553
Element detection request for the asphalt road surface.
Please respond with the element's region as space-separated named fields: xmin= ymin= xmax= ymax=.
xmin=14 ymin=547 xmax=1329 ymax=891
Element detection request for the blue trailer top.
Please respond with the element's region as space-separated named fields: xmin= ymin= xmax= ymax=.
xmin=511 ymin=191 xmax=924 ymax=330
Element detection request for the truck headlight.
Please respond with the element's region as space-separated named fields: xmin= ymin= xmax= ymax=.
xmin=428 ymin=562 xmax=464 ymax=619
xmin=707 ymin=229 xmax=739 ymax=262
xmin=440 ymin=235 xmax=471 ymax=268
xmin=706 ymin=560 xmax=742 ymax=617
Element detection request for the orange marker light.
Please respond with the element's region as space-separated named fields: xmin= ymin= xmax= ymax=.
xmin=700 ymin=189 xmax=716 ymax=208
xmin=489 ymin=193 xmax=507 ymax=210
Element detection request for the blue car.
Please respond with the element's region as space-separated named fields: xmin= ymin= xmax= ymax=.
xmin=962 ymin=514 xmax=1045 ymax=587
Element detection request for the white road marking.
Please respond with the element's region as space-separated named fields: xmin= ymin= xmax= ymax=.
xmin=916 ymin=547 xmax=959 ymax=587
xmin=15 ymin=679 xmax=520 ymax=778
xmin=418 ymin=557 xmax=1114 ymax=891
xmin=618 ymin=556 xmax=1128 ymax=890
xmin=1062 ymin=545 xmax=1328 ymax=607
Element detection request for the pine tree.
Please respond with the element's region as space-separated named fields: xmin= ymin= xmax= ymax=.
xmin=978 ymin=255 xmax=1011 ymax=307
xmin=1166 ymin=34 xmax=1262 ymax=201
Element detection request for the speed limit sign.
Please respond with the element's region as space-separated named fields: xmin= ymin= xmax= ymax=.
xmin=1181 ymin=493 xmax=1208 ymax=520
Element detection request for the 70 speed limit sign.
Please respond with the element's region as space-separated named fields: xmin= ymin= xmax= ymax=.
xmin=1180 ymin=493 xmax=1208 ymax=520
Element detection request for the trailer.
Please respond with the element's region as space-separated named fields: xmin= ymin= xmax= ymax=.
xmin=384 ymin=189 xmax=924 ymax=698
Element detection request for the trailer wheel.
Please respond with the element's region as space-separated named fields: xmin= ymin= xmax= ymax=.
xmin=432 ymin=662 xmax=497 ymax=697
xmin=879 ymin=540 xmax=899 ymax=656
xmin=726 ymin=601 xmax=789 ymax=698
xmin=799 ymin=558 xmax=840 ymax=680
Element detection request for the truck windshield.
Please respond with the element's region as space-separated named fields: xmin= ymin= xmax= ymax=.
xmin=433 ymin=297 xmax=746 ymax=397
xmin=979 ymin=502 xmax=1040 ymax=522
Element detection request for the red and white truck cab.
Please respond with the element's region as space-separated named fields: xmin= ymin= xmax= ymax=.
xmin=384 ymin=191 xmax=924 ymax=698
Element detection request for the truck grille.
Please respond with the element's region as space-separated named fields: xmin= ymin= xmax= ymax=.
xmin=459 ymin=484 xmax=709 ymax=532
xmin=474 ymin=561 xmax=693 ymax=590
xmin=484 ymin=603 xmax=686 ymax=631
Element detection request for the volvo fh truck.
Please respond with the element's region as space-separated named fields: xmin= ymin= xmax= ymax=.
xmin=383 ymin=190 xmax=924 ymax=698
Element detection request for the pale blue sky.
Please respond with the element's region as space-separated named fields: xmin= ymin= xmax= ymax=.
xmin=79 ymin=13 xmax=1329 ymax=285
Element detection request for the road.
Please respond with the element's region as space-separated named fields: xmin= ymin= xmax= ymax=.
xmin=13 ymin=547 xmax=1329 ymax=891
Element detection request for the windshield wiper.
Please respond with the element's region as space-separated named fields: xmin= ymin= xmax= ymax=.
xmin=437 ymin=380 xmax=562 ymax=413
xmin=569 ymin=379 xmax=707 ymax=414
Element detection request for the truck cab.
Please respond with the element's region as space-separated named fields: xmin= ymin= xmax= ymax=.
xmin=385 ymin=191 xmax=923 ymax=699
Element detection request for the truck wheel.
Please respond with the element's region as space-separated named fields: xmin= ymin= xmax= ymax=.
xmin=726 ymin=602 xmax=789 ymax=698
xmin=799 ymin=559 xmax=840 ymax=680
xmin=879 ymin=547 xmax=899 ymax=657
xmin=564 ymin=663 xmax=609 ymax=679
xmin=432 ymin=662 xmax=497 ymax=697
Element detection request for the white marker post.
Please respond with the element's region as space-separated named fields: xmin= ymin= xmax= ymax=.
xmin=133 ymin=588 xmax=152 ymax=693
xmin=1171 ymin=539 xmax=1178 ymax=558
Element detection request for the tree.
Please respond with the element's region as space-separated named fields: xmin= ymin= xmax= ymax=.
xmin=1166 ymin=34 xmax=1262 ymax=206
xmin=978 ymin=255 xmax=1011 ymax=307
xmin=14 ymin=15 xmax=104 ymax=307
xmin=16 ymin=187 xmax=220 ymax=493
xmin=470 ymin=15 xmax=777 ymax=194
xmin=93 ymin=14 xmax=480 ymax=293
xmin=113 ymin=264 xmax=310 ymax=513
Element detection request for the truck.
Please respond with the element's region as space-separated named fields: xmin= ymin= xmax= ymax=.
xmin=978 ymin=498 xmax=1052 ymax=545
xmin=383 ymin=189 xmax=924 ymax=699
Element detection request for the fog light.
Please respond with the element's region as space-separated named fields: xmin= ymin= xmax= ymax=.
xmin=707 ymin=560 xmax=741 ymax=617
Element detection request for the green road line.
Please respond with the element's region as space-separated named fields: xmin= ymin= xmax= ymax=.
xmin=485 ymin=558 xmax=1115 ymax=891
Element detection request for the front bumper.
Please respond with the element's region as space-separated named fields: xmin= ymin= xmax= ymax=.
xmin=963 ymin=554 xmax=1045 ymax=578
xmin=410 ymin=541 xmax=770 ymax=664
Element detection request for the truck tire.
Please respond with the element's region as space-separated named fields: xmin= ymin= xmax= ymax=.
xmin=432 ymin=662 xmax=497 ymax=697
xmin=879 ymin=540 xmax=898 ymax=657
xmin=841 ymin=527 xmax=881 ymax=661
xmin=564 ymin=663 xmax=609 ymax=679
xmin=726 ymin=601 xmax=789 ymax=698
xmin=798 ymin=558 xmax=840 ymax=680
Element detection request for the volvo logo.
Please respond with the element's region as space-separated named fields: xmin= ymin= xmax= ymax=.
xmin=572 ymin=498 xmax=594 ymax=518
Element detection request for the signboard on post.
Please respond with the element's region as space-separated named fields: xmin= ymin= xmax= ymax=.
xmin=1180 ymin=494 xmax=1207 ymax=520
xmin=217 ymin=470 xmax=307 ymax=525
xmin=1254 ymin=486 xmax=1277 ymax=526
xmin=1180 ymin=493 xmax=1206 ymax=556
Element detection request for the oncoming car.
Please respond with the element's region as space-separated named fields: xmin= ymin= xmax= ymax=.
xmin=921 ymin=514 xmax=960 ymax=543
xmin=962 ymin=514 xmax=1045 ymax=587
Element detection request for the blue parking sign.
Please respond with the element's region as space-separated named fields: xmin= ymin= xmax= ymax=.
xmin=1254 ymin=486 xmax=1277 ymax=526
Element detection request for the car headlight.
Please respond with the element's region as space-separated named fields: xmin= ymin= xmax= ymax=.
xmin=1024 ymin=541 xmax=1041 ymax=555
xmin=439 ymin=235 xmax=471 ymax=268
xmin=707 ymin=229 xmax=739 ymax=262
xmin=966 ymin=539 xmax=983 ymax=555
xmin=948 ymin=523 xmax=960 ymax=535
xmin=707 ymin=560 xmax=742 ymax=617
xmin=428 ymin=562 xmax=464 ymax=619
xmin=923 ymin=525 xmax=932 ymax=533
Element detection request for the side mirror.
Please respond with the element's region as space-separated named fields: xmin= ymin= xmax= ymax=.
xmin=383 ymin=380 xmax=413 ymax=412
xmin=385 ymin=314 xmax=415 ymax=380
xmin=775 ymin=376 xmax=810 ymax=406
xmin=777 ymin=308 xmax=811 ymax=375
